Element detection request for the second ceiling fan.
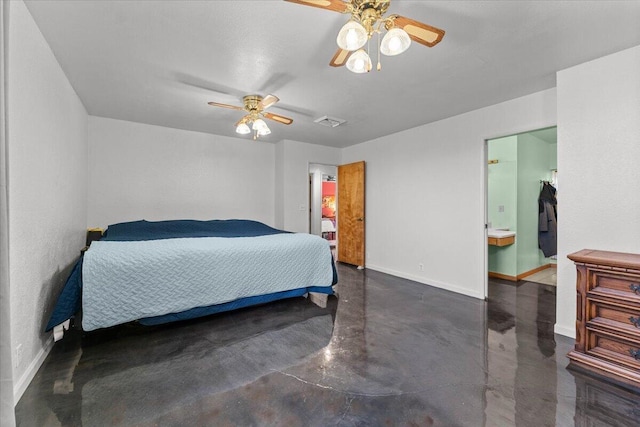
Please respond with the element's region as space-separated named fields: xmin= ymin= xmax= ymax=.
xmin=285 ymin=0 xmax=445 ymax=73
xmin=208 ymin=94 xmax=293 ymax=140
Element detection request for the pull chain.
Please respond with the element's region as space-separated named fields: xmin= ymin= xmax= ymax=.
xmin=377 ymin=31 xmax=381 ymax=71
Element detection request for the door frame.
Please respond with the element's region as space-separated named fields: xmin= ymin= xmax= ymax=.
xmin=483 ymin=139 xmax=489 ymax=299
xmin=308 ymin=162 xmax=338 ymax=236
xmin=482 ymin=125 xmax=558 ymax=298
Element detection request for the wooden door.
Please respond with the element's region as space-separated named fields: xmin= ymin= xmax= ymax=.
xmin=337 ymin=161 xmax=365 ymax=267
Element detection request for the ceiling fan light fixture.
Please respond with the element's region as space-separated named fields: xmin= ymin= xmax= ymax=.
xmin=252 ymin=118 xmax=269 ymax=132
xmin=336 ymin=20 xmax=367 ymax=51
xmin=257 ymin=127 xmax=271 ymax=136
xmin=380 ymin=27 xmax=411 ymax=56
xmin=346 ymin=49 xmax=371 ymax=73
xmin=236 ymin=122 xmax=251 ymax=135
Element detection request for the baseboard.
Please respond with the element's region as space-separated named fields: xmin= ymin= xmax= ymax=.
xmin=489 ymin=263 xmax=556 ymax=282
xmin=14 ymin=335 xmax=54 ymax=405
xmin=554 ymin=323 xmax=576 ymax=339
xmin=365 ymin=264 xmax=485 ymax=300
xmin=518 ymin=263 xmax=555 ymax=279
xmin=488 ymin=271 xmax=517 ymax=281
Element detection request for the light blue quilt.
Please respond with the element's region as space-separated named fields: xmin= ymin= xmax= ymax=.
xmin=82 ymin=233 xmax=333 ymax=331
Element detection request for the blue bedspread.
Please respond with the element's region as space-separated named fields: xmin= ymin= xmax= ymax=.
xmin=46 ymin=219 xmax=337 ymax=332
xmin=102 ymin=219 xmax=286 ymax=240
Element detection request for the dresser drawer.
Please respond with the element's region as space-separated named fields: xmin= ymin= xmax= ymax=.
xmin=588 ymin=299 xmax=640 ymax=338
xmin=586 ymin=329 xmax=640 ymax=371
xmin=588 ymin=269 xmax=640 ymax=302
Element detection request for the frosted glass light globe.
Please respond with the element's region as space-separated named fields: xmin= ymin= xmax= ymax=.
xmin=346 ymin=49 xmax=371 ymax=74
xmin=380 ymin=28 xmax=411 ymax=56
xmin=235 ymin=123 xmax=251 ymax=134
xmin=252 ymin=118 xmax=268 ymax=132
xmin=337 ymin=21 xmax=367 ymax=51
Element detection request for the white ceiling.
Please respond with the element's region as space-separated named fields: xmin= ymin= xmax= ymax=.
xmin=24 ymin=0 xmax=640 ymax=148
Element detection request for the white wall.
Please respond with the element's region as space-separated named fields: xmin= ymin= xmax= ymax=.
xmin=88 ymin=117 xmax=275 ymax=228
xmin=274 ymin=141 xmax=285 ymax=230
xmin=342 ymin=89 xmax=557 ymax=299
xmin=7 ymin=0 xmax=88 ymax=401
xmin=555 ymin=45 xmax=640 ymax=337
xmin=276 ymin=140 xmax=341 ymax=233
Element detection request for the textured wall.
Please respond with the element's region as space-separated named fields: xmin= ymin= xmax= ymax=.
xmin=8 ymin=0 xmax=88 ymax=399
xmin=556 ymin=45 xmax=640 ymax=337
xmin=88 ymin=117 xmax=275 ymax=228
xmin=342 ymin=89 xmax=557 ymax=299
xmin=277 ymin=140 xmax=341 ymax=233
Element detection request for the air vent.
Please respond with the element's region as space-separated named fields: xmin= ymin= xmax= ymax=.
xmin=314 ymin=115 xmax=346 ymax=128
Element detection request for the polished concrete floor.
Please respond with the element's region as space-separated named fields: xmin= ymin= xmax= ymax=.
xmin=15 ymin=264 xmax=640 ymax=426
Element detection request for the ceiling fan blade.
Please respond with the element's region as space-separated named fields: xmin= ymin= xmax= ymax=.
xmin=284 ymin=0 xmax=349 ymax=13
xmin=329 ymin=48 xmax=352 ymax=67
xmin=264 ymin=112 xmax=294 ymax=125
xmin=393 ymin=15 xmax=445 ymax=47
xmin=259 ymin=94 xmax=279 ymax=110
xmin=207 ymin=101 xmax=245 ymax=111
xmin=235 ymin=116 xmax=249 ymax=127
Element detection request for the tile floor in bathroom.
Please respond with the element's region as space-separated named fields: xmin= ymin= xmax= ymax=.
xmin=523 ymin=266 xmax=557 ymax=286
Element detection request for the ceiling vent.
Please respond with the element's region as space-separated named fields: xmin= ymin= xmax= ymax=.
xmin=314 ymin=115 xmax=346 ymax=128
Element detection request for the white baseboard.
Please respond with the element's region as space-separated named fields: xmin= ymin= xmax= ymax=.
xmin=365 ymin=264 xmax=485 ymax=300
xmin=554 ymin=323 xmax=575 ymax=339
xmin=14 ymin=335 xmax=54 ymax=405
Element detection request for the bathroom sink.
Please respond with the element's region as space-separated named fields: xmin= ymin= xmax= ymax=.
xmin=488 ymin=229 xmax=516 ymax=238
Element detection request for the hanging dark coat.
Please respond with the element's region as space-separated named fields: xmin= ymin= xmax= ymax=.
xmin=538 ymin=183 xmax=557 ymax=258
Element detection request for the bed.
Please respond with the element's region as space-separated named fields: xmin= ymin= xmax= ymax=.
xmin=46 ymin=219 xmax=338 ymax=339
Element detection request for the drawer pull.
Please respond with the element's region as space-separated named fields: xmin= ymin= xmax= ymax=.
xmin=631 ymin=316 xmax=640 ymax=328
xmin=630 ymin=349 xmax=640 ymax=360
xmin=631 ymin=283 xmax=640 ymax=295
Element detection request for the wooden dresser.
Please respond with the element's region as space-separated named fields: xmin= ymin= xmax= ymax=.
xmin=567 ymin=249 xmax=640 ymax=390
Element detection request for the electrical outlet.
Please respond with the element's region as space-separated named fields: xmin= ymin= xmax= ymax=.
xmin=418 ymin=263 xmax=424 ymax=271
xmin=299 ymin=204 xmax=306 ymax=211
xmin=498 ymin=205 xmax=505 ymax=213
xmin=15 ymin=344 xmax=23 ymax=368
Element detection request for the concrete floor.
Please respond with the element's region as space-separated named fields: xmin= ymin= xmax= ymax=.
xmin=15 ymin=264 xmax=640 ymax=426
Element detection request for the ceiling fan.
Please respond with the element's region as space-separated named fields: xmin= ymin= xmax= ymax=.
xmin=208 ymin=94 xmax=293 ymax=140
xmin=285 ymin=0 xmax=445 ymax=73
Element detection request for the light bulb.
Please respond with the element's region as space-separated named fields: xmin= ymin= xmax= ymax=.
xmin=389 ymin=37 xmax=401 ymax=52
xmin=252 ymin=118 xmax=268 ymax=132
xmin=380 ymin=27 xmax=411 ymax=56
xmin=346 ymin=29 xmax=359 ymax=48
xmin=235 ymin=123 xmax=250 ymax=134
xmin=336 ymin=21 xmax=367 ymax=51
xmin=346 ymin=49 xmax=371 ymax=74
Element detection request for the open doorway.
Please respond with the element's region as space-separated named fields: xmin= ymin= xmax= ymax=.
xmin=485 ymin=126 xmax=557 ymax=286
xmin=309 ymin=163 xmax=337 ymax=257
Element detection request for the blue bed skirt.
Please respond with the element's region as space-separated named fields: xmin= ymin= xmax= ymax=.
xmin=138 ymin=285 xmax=334 ymax=326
